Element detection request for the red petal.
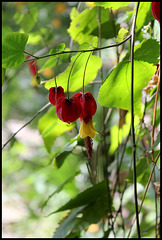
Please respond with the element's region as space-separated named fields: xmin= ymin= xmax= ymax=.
xmin=152 ymin=2 xmax=160 ymax=22
xmin=49 ymin=86 xmax=65 ymax=105
xmin=56 ymin=97 xmax=82 ymax=123
xmin=74 ymin=92 xmax=97 ymax=123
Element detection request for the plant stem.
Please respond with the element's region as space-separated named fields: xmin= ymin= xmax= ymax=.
xmin=82 ymin=53 xmax=92 ymax=93
xmin=2 ymin=102 xmax=51 ymax=150
xmin=67 ymin=52 xmax=82 ymax=98
xmin=24 ymin=35 xmax=131 ymax=62
xmin=130 ymin=2 xmax=140 ymax=238
xmin=127 ymin=151 xmax=160 ymax=237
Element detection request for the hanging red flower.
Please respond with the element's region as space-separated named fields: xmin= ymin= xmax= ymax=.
xmin=73 ymin=92 xmax=97 ymax=138
xmin=49 ymin=86 xmax=65 ymax=106
xmin=151 ymin=2 xmax=160 ymax=23
xmin=26 ymin=56 xmax=38 ymax=76
xmin=56 ymin=96 xmax=82 ymax=124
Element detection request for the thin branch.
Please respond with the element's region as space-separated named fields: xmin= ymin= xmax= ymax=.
xmin=23 ymin=35 xmax=131 ymax=62
xmin=127 ymin=151 xmax=160 ymax=238
xmin=2 ymin=102 xmax=51 ymax=150
xmin=130 ymin=2 xmax=140 ymax=238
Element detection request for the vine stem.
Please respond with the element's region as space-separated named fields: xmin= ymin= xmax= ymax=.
xmin=24 ymin=34 xmax=131 ymax=63
xmin=82 ymin=53 xmax=92 ymax=93
xmin=130 ymin=2 xmax=140 ymax=238
xmin=2 ymin=102 xmax=51 ymax=150
xmin=127 ymin=151 xmax=160 ymax=237
xmin=67 ymin=52 xmax=82 ymax=99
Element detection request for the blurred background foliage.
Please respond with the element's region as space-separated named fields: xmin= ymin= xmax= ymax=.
xmin=2 ymin=2 xmax=160 ymax=238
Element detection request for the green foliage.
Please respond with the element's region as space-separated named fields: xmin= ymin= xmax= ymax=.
xmin=2 ymin=32 xmax=28 ymax=68
xmin=134 ymin=39 xmax=160 ymax=64
xmin=68 ymin=6 xmax=120 ymax=44
xmin=115 ymin=27 xmax=129 ymax=43
xmin=136 ymin=2 xmax=153 ymax=32
xmin=14 ymin=7 xmax=38 ymax=33
xmin=38 ymin=107 xmax=75 ymax=153
xmin=2 ymin=2 xmax=160 ymax=238
xmin=44 ymin=42 xmax=102 ymax=92
xmin=94 ymin=2 xmax=130 ymax=10
xmin=51 ymin=180 xmax=112 ymax=213
xmin=98 ymin=60 xmax=156 ymax=118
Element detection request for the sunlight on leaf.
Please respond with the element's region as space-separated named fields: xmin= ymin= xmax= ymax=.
xmin=98 ymin=60 xmax=156 ymax=118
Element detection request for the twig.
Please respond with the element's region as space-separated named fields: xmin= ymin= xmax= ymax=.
xmin=150 ymin=70 xmax=160 ymax=237
xmin=127 ymin=151 xmax=160 ymax=238
xmin=2 ymin=102 xmax=51 ymax=150
xmin=130 ymin=2 xmax=140 ymax=238
xmin=24 ymin=35 xmax=132 ymax=62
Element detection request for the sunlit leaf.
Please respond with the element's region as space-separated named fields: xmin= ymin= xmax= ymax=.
xmin=115 ymin=27 xmax=129 ymax=43
xmin=2 ymin=32 xmax=28 ymax=69
xmin=98 ymin=60 xmax=156 ymax=118
xmin=38 ymin=58 xmax=57 ymax=73
xmin=134 ymin=39 xmax=160 ymax=64
xmin=43 ymin=42 xmax=102 ymax=92
xmin=68 ymin=7 xmax=120 ymax=44
xmin=136 ymin=2 xmax=153 ymax=32
xmin=38 ymin=107 xmax=75 ymax=152
xmin=94 ymin=2 xmax=130 ymax=9
xmin=109 ymin=112 xmax=140 ymax=155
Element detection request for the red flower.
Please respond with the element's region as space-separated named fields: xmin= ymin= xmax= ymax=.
xmin=73 ymin=92 xmax=97 ymax=138
xmin=73 ymin=92 xmax=97 ymax=123
xmin=152 ymin=2 xmax=160 ymax=23
xmin=26 ymin=56 xmax=38 ymax=76
xmin=49 ymin=86 xmax=65 ymax=105
xmin=56 ymin=96 xmax=82 ymax=123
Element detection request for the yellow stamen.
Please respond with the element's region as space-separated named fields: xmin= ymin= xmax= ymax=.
xmin=79 ymin=119 xmax=98 ymax=139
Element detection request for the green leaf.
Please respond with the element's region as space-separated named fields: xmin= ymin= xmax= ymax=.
xmin=2 ymin=68 xmax=6 ymax=86
xmin=53 ymin=207 xmax=84 ymax=238
xmin=38 ymin=58 xmax=57 ymax=73
xmin=115 ymin=27 xmax=129 ymax=43
xmin=150 ymin=131 xmax=160 ymax=150
xmin=44 ymin=42 xmax=102 ymax=92
xmin=94 ymin=2 xmax=130 ymax=10
xmin=51 ymin=180 xmax=111 ymax=213
xmin=49 ymin=43 xmax=66 ymax=56
xmin=39 ymin=44 xmax=68 ymax=73
xmin=42 ymin=172 xmax=80 ymax=211
xmin=37 ymin=107 xmax=75 ymax=153
xmin=134 ymin=39 xmax=160 ymax=64
xmin=98 ymin=60 xmax=156 ymax=118
xmin=67 ymin=7 xmax=120 ymax=44
xmin=52 ymin=135 xmax=80 ymax=169
xmin=14 ymin=7 xmax=38 ymax=33
xmin=126 ymin=157 xmax=151 ymax=186
xmin=109 ymin=112 xmax=140 ymax=155
xmin=2 ymin=32 xmax=28 ymax=69
xmin=136 ymin=2 xmax=153 ymax=32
